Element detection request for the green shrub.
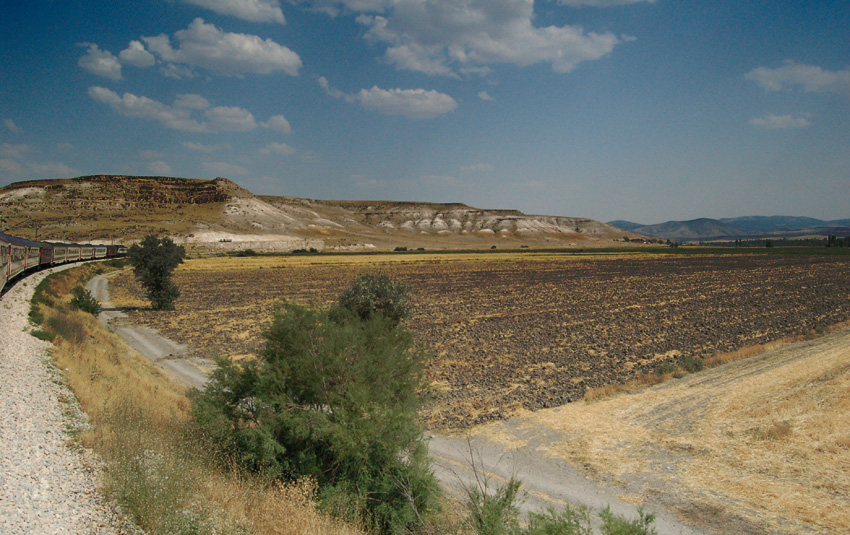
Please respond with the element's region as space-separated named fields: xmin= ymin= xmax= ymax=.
xmin=526 ymin=506 xmax=592 ymax=535
xmin=233 ymin=249 xmax=258 ymax=257
xmin=598 ymin=506 xmax=657 ymax=535
xmin=70 ymin=286 xmax=102 ymax=316
xmin=31 ymin=329 xmax=56 ymax=342
xmin=191 ymin=297 xmax=437 ymax=534
xmin=678 ymin=355 xmax=704 ymax=373
xmin=654 ymin=363 xmax=678 ymax=377
xmin=338 ymin=273 xmax=410 ymax=327
xmin=464 ymin=478 xmax=523 ymax=535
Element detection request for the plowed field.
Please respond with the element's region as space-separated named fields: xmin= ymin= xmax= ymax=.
xmin=110 ymin=253 xmax=850 ymax=427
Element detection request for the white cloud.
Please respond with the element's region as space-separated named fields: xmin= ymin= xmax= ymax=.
xmin=89 ymin=86 xmax=209 ymax=132
xmin=205 ymin=106 xmax=259 ymax=131
xmin=78 ymin=43 xmax=122 ymax=80
xmin=356 ymin=0 xmax=624 ymax=76
xmin=477 ymin=91 xmax=495 ymax=101
xmin=148 ymin=160 xmax=173 ymax=175
xmin=0 ymin=143 xmax=31 ymax=159
xmin=143 ymin=18 xmax=301 ymax=76
xmin=183 ymin=0 xmax=286 ymax=24
xmin=4 ymin=119 xmax=19 ymax=133
xmin=746 ymin=61 xmax=850 ymax=96
xmin=356 ymin=86 xmax=458 ymax=118
xmin=183 ymin=141 xmax=221 ymax=152
xmin=203 ymin=161 xmax=248 ymax=176
xmin=174 ymin=93 xmax=211 ymax=110
xmin=461 ymin=162 xmax=494 ymax=173
xmin=557 ymin=0 xmax=654 ymax=6
xmin=119 ymin=40 xmax=156 ymax=68
xmin=259 ymin=142 xmax=296 ymax=155
xmin=89 ymin=86 xmax=284 ymax=134
xmin=161 ymin=63 xmax=197 ymax=79
xmin=748 ymin=113 xmax=813 ymax=129
xmin=320 ymin=78 xmax=457 ymax=118
xmin=261 ymin=114 xmax=292 ymax=133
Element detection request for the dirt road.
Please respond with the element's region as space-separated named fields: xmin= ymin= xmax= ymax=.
xmin=87 ymin=273 xmax=213 ymax=389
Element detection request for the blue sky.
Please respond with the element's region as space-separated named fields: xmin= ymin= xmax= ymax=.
xmin=1 ymin=0 xmax=848 ymax=224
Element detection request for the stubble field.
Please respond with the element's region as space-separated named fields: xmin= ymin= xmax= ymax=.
xmin=110 ymin=251 xmax=850 ymax=428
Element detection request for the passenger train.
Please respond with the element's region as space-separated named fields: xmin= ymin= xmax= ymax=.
xmin=0 ymin=232 xmax=126 ymax=294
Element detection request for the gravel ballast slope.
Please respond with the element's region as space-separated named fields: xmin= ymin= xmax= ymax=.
xmin=0 ymin=266 xmax=123 ymax=534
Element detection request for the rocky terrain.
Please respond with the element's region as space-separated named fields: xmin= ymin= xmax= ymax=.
xmin=0 ymin=175 xmax=636 ymax=250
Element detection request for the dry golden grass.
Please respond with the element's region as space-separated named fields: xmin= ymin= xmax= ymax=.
xmin=38 ymin=264 xmax=365 ymax=535
xmin=480 ymin=327 xmax=850 ymax=533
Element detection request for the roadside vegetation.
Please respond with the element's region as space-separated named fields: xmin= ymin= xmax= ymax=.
xmin=127 ymin=235 xmax=186 ymax=310
xmin=30 ymin=264 xmax=659 ymax=535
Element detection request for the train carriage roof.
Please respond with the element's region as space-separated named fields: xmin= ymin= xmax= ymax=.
xmin=0 ymin=233 xmax=43 ymax=247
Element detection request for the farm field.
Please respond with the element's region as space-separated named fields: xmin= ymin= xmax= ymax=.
xmin=109 ymin=251 xmax=850 ymax=428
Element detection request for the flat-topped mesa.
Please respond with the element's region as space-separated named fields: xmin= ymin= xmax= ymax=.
xmin=0 ymin=175 xmax=248 ymax=208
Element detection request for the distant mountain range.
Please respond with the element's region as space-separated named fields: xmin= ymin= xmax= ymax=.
xmin=608 ymin=216 xmax=850 ymax=242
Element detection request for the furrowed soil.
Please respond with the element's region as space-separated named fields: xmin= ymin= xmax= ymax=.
xmin=109 ymin=252 xmax=850 ymax=429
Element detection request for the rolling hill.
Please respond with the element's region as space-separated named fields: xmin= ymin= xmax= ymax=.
xmin=609 ymin=215 xmax=850 ymax=241
xmin=0 ymin=175 xmax=635 ymax=251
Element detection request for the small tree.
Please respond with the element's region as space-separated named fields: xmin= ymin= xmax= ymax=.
xmin=192 ymin=277 xmax=437 ymax=534
xmin=338 ymin=272 xmax=410 ymax=327
xmin=127 ymin=235 xmax=185 ymax=310
xmin=69 ymin=286 xmax=101 ymax=316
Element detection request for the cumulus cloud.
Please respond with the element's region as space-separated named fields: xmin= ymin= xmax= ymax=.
xmin=78 ymin=43 xmax=122 ymax=79
xmin=320 ymin=77 xmax=457 ymax=118
xmin=183 ymin=0 xmax=286 ymax=23
xmin=203 ymin=161 xmax=248 ymax=176
xmin=261 ymin=115 xmax=292 ymax=133
xmin=477 ymin=91 xmax=495 ymax=101
xmin=748 ymin=113 xmax=813 ymax=129
xmin=746 ymin=61 xmax=850 ymax=96
xmin=148 ymin=160 xmax=173 ymax=175
xmin=356 ymin=86 xmax=458 ymax=118
xmin=4 ymin=119 xmax=20 ymax=133
xmin=354 ymin=0 xmax=624 ymax=76
xmin=259 ymin=142 xmax=296 ymax=155
xmin=143 ymin=18 xmax=301 ymax=76
xmin=119 ymin=40 xmax=156 ymax=68
xmin=88 ymin=86 xmax=287 ymax=134
xmin=205 ymin=106 xmax=259 ymax=131
xmin=89 ymin=86 xmax=209 ymax=132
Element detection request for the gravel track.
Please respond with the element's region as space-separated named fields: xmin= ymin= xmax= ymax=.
xmin=0 ymin=266 xmax=125 ymax=534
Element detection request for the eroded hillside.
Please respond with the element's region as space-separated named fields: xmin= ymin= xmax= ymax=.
xmin=0 ymin=175 xmax=636 ymax=250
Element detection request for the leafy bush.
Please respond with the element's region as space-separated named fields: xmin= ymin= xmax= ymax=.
xmin=654 ymin=363 xmax=678 ymax=377
xmin=338 ymin=273 xmax=410 ymax=327
xmin=526 ymin=506 xmax=592 ymax=535
xmin=234 ymin=249 xmax=258 ymax=257
xmin=191 ymin=297 xmax=437 ymax=534
xmin=678 ymin=355 xmax=704 ymax=373
xmin=31 ymin=329 xmax=56 ymax=342
xmin=598 ymin=507 xmax=657 ymax=535
xmin=70 ymin=286 xmax=101 ymax=316
xmin=464 ymin=478 xmax=522 ymax=535
xmin=127 ymin=235 xmax=185 ymax=310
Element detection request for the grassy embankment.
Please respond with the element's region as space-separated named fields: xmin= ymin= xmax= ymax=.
xmin=29 ymin=262 xmax=365 ymax=535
